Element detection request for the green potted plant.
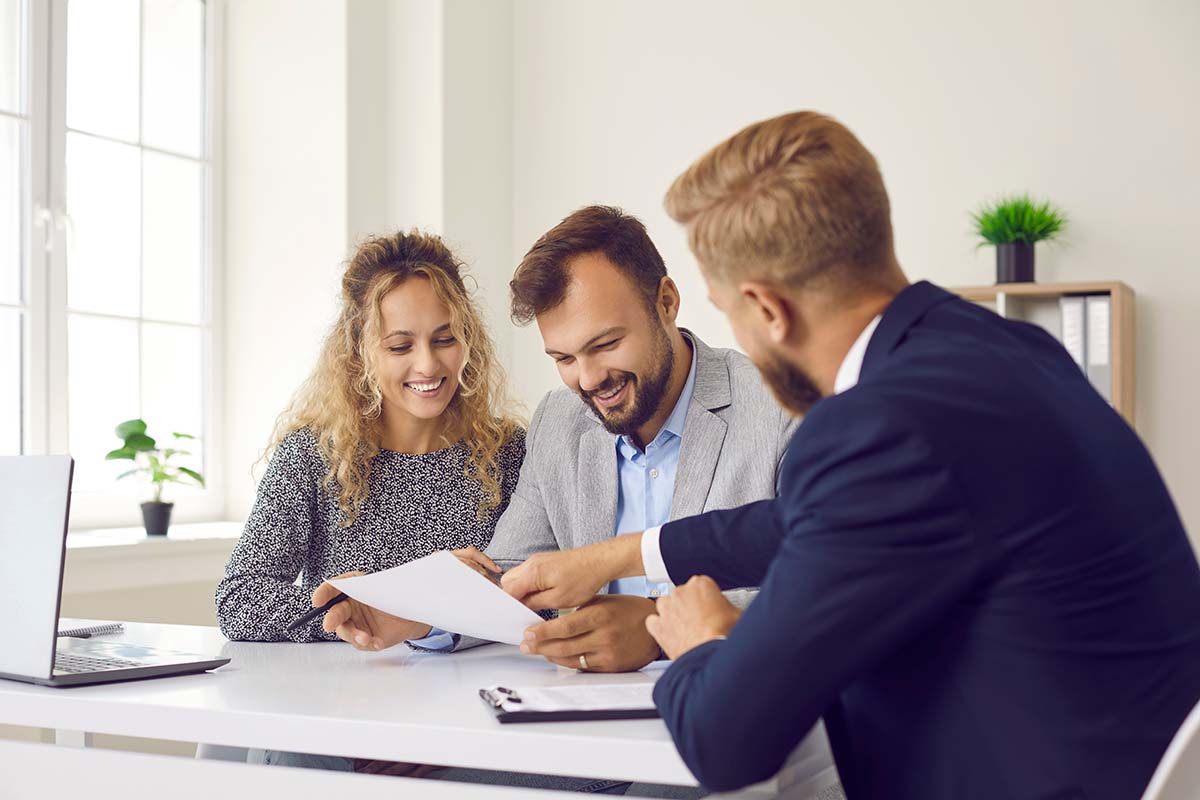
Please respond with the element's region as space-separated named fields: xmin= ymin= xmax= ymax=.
xmin=105 ymin=419 xmax=205 ymax=536
xmin=972 ymin=195 xmax=1067 ymax=283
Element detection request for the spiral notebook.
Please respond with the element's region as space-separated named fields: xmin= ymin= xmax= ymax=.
xmin=479 ymin=682 xmax=660 ymax=723
xmin=57 ymin=622 xmax=124 ymax=638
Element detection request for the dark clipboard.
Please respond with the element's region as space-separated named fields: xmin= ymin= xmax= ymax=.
xmin=479 ymin=686 xmax=661 ymax=724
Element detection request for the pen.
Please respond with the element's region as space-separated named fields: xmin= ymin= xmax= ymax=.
xmin=286 ymin=591 xmax=349 ymax=633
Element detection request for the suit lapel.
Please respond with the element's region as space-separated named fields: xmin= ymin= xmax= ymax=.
xmin=669 ymin=332 xmax=731 ymax=521
xmin=670 ymin=402 xmax=727 ymax=520
xmin=577 ymin=424 xmax=618 ymax=547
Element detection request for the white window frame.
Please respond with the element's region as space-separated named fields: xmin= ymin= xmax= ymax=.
xmin=1 ymin=1 xmax=47 ymax=460
xmin=16 ymin=0 xmax=225 ymax=530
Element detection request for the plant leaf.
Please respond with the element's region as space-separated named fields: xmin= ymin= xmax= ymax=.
xmin=105 ymin=447 xmax=137 ymax=461
xmin=115 ymin=469 xmax=139 ymax=480
xmin=125 ymin=432 xmax=158 ymax=452
xmin=115 ymin=419 xmax=147 ymax=440
xmin=971 ymin=194 xmax=1067 ymax=246
xmin=172 ymin=432 xmax=197 ymax=440
xmin=178 ymin=466 xmax=206 ymax=487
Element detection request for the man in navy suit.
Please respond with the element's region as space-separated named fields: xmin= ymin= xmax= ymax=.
xmin=503 ymin=111 xmax=1200 ymax=799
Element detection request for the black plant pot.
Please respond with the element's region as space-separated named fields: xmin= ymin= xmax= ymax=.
xmin=141 ymin=501 xmax=174 ymax=536
xmin=996 ymin=242 xmax=1035 ymax=283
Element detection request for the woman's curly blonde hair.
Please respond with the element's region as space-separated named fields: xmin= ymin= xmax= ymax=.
xmin=267 ymin=230 xmax=521 ymax=525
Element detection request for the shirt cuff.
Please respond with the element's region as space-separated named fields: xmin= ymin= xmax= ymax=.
xmin=641 ymin=525 xmax=673 ymax=585
xmin=406 ymin=627 xmax=458 ymax=652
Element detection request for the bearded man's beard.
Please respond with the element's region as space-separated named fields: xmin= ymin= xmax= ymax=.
xmin=583 ymin=328 xmax=675 ymax=437
xmin=756 ymin=350 xmax=824 ymax=417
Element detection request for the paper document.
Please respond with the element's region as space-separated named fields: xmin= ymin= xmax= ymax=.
xmin=481 ymin=682 xmax=658 ymax=713
xmin=329 ymin=551 xmax=543 ymax=645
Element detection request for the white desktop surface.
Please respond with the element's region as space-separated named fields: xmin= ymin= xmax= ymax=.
xmin=0 ymin=620 xmax=697 ymax=786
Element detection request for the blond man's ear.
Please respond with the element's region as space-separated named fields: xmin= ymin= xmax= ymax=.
xmin=739 ymin=281 xmax=795 ymax=345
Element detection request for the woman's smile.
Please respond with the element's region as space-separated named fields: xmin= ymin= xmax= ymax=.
xmin=404 ymin=376 xmax=447 ymax=398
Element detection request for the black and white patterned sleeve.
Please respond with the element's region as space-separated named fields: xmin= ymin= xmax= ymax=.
xmin=214 ymin=429 xmax=336 ymax=643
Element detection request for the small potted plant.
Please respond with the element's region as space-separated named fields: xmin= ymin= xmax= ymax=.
xmin=972 ymin=195 xmax=1067 ymax=283
xmin=106 ymin=419 xmax=205 ymax=536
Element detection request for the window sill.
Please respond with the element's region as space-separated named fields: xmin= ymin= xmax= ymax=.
xmin=63 ymin=521 xmax=242 ymax=594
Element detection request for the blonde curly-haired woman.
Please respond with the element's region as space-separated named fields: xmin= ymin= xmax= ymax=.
xmin=215 ymin=230 xmax=524 ymax=645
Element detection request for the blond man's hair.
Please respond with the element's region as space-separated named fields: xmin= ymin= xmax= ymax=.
xmin=267 ymin=230 xmax=521 ymax=525
xmin=664 ymin=111 xmax=894 ymax=289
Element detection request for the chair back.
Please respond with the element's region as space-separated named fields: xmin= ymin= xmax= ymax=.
xmin=1142 ymin=699 xmax=1200 ymax=800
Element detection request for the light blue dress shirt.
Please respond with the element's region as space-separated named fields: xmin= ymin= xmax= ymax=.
xmin=608 ymin=340 xmax=697 ymax=599
xmin=409 ymin=340 xmax=698 ymax=651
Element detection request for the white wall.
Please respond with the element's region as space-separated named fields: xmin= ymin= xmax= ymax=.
xmin=222 ymin=0 xmax=348 ymax=515
xmin=441 ymin=0 xmax=515 ymax=370
xmin=508 ymin=0 xmax=1200 ymax=540
xmin=217 ymin=0 xmax=1200 ymax=541
xmin=221 ymin=0 xmax=515 ymax=516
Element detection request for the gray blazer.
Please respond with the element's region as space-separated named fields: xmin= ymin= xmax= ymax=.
xmin=428 ymin=331 xmax=798 ymax=652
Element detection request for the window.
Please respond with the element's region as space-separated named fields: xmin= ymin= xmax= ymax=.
xmin=1 ymin=0 xmax=32 ymax=459
xmin=5 ymin=0 xmax=221 ymax=528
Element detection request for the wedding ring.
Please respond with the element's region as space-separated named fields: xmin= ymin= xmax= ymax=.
xmin=578 ymin=654 xmax=589 ymax=671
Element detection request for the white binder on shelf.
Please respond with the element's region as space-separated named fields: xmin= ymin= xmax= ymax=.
xmin=1085 ymin=294 xmax=1112 ymax=403
xmin=1059 ymin=295 xmax=1087 ymax=370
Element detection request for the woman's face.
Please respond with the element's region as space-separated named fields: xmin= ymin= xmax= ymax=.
xmin=374 ymin=277 xmax=464 ymax=426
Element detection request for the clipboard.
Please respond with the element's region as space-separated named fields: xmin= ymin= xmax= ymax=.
xmin=479 ymin=684 xmax=661 ymax=724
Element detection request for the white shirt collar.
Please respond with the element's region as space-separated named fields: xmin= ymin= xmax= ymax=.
xmin=833 ymin=314 xmax=883 ymax=395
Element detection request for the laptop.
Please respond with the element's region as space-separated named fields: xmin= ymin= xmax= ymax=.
xmin=0 ymin=455 xmax=230 ymax=687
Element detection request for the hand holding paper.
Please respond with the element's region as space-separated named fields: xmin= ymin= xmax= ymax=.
xmin=327 ymin=551 xmax=543 ymax=647
xmin=502 ymin=533 xmax=645 ymax=610
xmin=313 ymin=573 xmax=430 ymax=651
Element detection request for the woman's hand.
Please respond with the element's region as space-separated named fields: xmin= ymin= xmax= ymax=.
xmin=312 ymin=572 xmax=432 ymax=651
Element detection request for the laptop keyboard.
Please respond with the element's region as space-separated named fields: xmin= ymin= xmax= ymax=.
xmin=54 ymin=651 xmax=146 ymax=674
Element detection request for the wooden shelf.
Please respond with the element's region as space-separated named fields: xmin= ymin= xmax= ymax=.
xmin=948 ymin=281 xmax=1136 ymax=428
xmin=949 ymin=280 xmax=1132 ymax=302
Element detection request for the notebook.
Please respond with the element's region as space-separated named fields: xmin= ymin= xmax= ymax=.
xmin=479 ymin=682 xmax=660 ymax=723
xmin=58 ymin=622 xmax=124 ymax=638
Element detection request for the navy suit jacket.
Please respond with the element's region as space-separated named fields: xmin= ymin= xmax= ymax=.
xmin=653 ymin=281 xmax=1200 ymax=799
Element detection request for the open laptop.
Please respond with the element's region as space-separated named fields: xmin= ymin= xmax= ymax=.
xmin=0 ymin=455 xmax=230 ymax=687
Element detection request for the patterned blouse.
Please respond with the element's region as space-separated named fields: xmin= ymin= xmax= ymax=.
xmin=215 ymin=426 xmax=526 ymax=643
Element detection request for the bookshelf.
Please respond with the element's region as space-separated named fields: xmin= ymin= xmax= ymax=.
xmin=949 ymin=282 xmax=1136 ymax=428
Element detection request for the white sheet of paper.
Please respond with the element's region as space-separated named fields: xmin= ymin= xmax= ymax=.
xmin=329 ymin=551 xmax=543 ymax=645
xmin=487 ymin=683 xmax=659 ymax=713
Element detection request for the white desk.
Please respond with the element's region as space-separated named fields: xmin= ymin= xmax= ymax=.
xmin=1 ymin=739 xmax=587 ymax=800
xmin=0 ymin=620 xmax=698 ymax=786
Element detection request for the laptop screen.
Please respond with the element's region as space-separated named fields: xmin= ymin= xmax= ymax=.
xmin=0 ymin=456 xmax=73 ymax=680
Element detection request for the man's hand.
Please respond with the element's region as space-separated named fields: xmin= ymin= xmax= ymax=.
xmin=645 ymin=576 xmax=741 ymax=660
xmin=452 ymin=546 xmax=501 ymax=583
xmin=520 ymin=595 xmax=661 ymax=672
xmin=312 ymin=572 xmax=433 ymax=651
xmin=502 ymin=534 xmax=645 ymax=610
